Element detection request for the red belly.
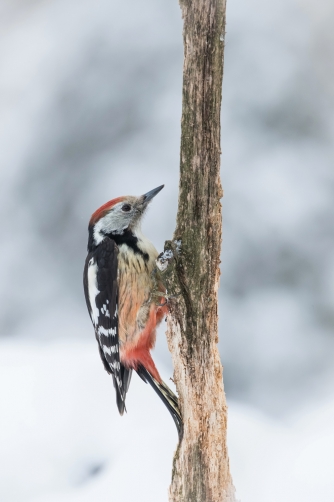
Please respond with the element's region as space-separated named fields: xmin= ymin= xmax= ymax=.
xmin=117 ymin=265 xmax=168 ymax=381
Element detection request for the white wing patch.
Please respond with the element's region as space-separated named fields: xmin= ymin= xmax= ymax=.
xmin=101 ymin=304 xmax=110 ymax=317
xmin=102 ymin=345 xmax=118 ymax=355
xmin=97 ymin=326 xmax=117 ymax=338
xmin=87 ymin=259 xmax=100 ymax=326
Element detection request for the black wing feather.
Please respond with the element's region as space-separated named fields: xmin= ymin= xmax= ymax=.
xmin=83 ymin=237 xmax=131 ymax=414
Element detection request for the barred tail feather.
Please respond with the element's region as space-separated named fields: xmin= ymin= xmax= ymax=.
xmin=136 ymin=365 xmax=183 ymax=440
xmin=113 ymin=375 xmax=126 ymax=415
xmin=113 ymin=366 xmax=133 ymax=415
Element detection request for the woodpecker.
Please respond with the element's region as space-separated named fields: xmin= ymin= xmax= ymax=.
xmin=83 ymin=185 xmax=182 ymax=438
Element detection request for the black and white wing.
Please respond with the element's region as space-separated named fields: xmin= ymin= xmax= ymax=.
xmin=83 ymin=237 xmax=131 ymax=414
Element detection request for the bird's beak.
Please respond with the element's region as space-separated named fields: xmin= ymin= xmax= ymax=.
xmin=141 ymin=185 xmax=164 ymax=203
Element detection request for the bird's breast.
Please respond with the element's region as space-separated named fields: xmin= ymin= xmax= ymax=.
xmin=117 ymin=243 xmax=158 ymax=344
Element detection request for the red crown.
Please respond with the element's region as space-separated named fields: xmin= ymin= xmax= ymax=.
xmin=89 ymin=196 xmax=125 ymax=225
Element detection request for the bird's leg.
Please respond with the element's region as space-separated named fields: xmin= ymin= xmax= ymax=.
xmin=150 ymin=266 xmax=180 ymax=306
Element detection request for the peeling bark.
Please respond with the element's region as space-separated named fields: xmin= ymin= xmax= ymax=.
xmin=157 ymin=0 xmax=236 ymax=500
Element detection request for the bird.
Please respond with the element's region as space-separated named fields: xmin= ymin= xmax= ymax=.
xmin=83 ymin=185 xmax=182 ymax=438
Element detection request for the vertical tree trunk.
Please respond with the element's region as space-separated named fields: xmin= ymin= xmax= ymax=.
xmin=157 ymin=0 xmax=236 ymax=501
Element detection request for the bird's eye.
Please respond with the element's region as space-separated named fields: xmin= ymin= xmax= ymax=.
xmin=121 ymin=204 xmax=131 ymax=212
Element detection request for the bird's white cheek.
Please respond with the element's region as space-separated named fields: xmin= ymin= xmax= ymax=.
xmin=94 ymin=212 xmax=130 ymax=239
xmin=93 ymin=220 xmax=105 ymax=245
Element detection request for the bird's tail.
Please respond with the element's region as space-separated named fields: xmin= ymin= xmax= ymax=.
xmin=113 ymin=365 xmax=133 ymax=415
xmin=136 ymin=364 xmax=183 ymax=441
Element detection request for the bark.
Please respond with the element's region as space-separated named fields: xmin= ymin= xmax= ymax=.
xmin=156 ymin=0 xmax=236 ymax=501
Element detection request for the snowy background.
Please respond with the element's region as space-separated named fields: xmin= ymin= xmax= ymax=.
xmin=0 ymin=0 xmax=334 ymax=500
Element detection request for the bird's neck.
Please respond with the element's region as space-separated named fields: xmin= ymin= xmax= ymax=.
xmin=88 ymin=224 xmax=157 ymax=264
xmin=108 ymin=228 xmax=149 ymax=261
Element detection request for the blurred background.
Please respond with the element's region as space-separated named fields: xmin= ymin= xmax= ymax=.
xmin=0 ymin=0 xmax=333 ymax=500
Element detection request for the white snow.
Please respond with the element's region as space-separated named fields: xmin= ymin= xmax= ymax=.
xmin=156 ymin=250 xmax=174 ymax=272
xmin=0 ymin=340 xmax=333 ymax=502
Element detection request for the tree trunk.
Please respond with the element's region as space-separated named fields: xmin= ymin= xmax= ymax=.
xmin=156 ymin=0 xmax=236 ymax=501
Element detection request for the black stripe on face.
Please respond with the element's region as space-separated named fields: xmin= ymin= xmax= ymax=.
xmin=87 ymin=225 xmax=95 ymax=252
xmin=107 ymin=229 xmax=149 ymax=261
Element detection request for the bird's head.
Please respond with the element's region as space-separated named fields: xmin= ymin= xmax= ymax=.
xmin=88 ymin=185 xmax=164 ymax=247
